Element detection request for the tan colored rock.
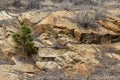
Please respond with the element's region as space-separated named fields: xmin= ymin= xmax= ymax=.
xmin=0 ymin=11 xmax=12 ymax=20
xmin=36 ymin=61 xmax=61 ymax=70
xmin=33 ymin=24 xmax=54 ymax=34
xmin=11 ymin=56 xmax=37 ymax=73
xmin=106 ymin=15 xmax=120 ymax=25
xmin=0 ymin=64 xmax=20 ymax=80
xmin=41 ymin=39 xmax=55 ymax=46
xmin=62 ymin=51 xmax=77 ymax=63
xmin=76 ymin=63 xmax=90 ymax=77
xmin=0 ymin=11 xmax=20 ymax=27
xmin=98 ymin=15 xmax=120 ymax=34
xmin=38 ymin=48 xmax=58 ymax=58
xmin=57 ymin=34 xmax=77 ymax=46
xmin=5 ymin=25 xmax=18 ymax=32
xmin=74 ymin=28 xmax=82 ymax=41
xmin=0 ymin=74 xmax=9 ymax=80
xmin=106 ymin=53 xmax=120 ymax=61
xmin=66 ymin=43 xmax=99 ymax=53
xmin=19 ymin=10 xmax=120 ymax=37
xmin=84 ymin=52 xmax=95 ymax=59
xmin=3 ymin=36 xmax=16 ymax=54
xmin=36 ymin=11 xmax=77 ymax=30
xmin=98 ymin=20 xmax=120 ymax=34
xmin=39 ymin=33 xmax=57 ymax=46
xmin=107 ymin=10 xmax=120 ymax=16
xmin=0 ymin=27 xmax=5 ymax=35
xmin=39 ymin=33 xmax=50 ymax=40
xmin=112 ymin=42 xmax=120 ymax=50
xmin=18 ymin=11 xmax=50 ymax=25
xmin=112 ymin=54 xmax=120 ymax=61
xmin=79 ymin=52 xmax=99 ymax=64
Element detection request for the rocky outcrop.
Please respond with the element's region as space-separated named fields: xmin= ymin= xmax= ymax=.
xmin=11 ymin=56 xmax=38 ymax=73
xmin=27 ymin=10 xmax=120 ymax=44
xmin=18 ymin=11 xmax=50 ymax=26
xmin=0 ymin=11 xmax=20 ymax=27
xmin=98 ymin=16 xmax=120 ymax=34
xmin=0 ymin=11 xmax=19 ymax=55
xmin=36 ymin=61 xmax=61 ymax=70
xmin=16 ymin=10 xmax=120 ymax=73
xmin=80 ymin=33 xmax=120 ymax=44
xmin=0 ymin=9 xmax=120 ymax=79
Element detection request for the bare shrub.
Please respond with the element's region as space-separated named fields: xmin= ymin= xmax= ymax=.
xmin=13 ymin=0 xmax=22 ymax=7
xmin=94 ymin=9 xmax=108 ymax=20
xmin=72 ymin=0 xmax=101 ymax=6
xmin=99 ymin=44 xmax=115 ymax=54
xmin=26 ymin=0 xmax=40 ymax=9
xmin=91 ymin=43 xmax=120 ymax=80
xmin=72 ymin=11 xmax=95 ymax=28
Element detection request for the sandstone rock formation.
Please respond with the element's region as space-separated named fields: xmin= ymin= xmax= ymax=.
xmin=0 ymin=8 xmax=120 ymax=79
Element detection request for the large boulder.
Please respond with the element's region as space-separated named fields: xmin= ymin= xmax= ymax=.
xmin=2 ymin=36 xmax=16 ymax=53
xmin=37 ymin=11 xmax=77 ymax=29
xmin=18 ymin=11 xmax=50 ymax=26
xmin=11 ymin=56 xmax=38 ymax=73
xmin=0 ymin=11 xmax=20 ymax=27
xmin=25 ymin=11 xmax=78 ymax=36
xmin=0 ymin=11 xmax=12 ymax=20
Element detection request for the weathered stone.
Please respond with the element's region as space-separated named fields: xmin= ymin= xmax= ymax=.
xmin=107 ymin=10 xmax=120 ymax=16
xmin=80 ymin=33 xmax=102 ymax=44
xmin=0 ymin=1 xmax=120 ymax=79
xmin=105 ymin=53 xmax=120 ymax=61
xmin=33 ymin=24 xmax=54 ymax=34
xmin=19 ymin=10 xmax=120 ymax=45
xmin=61 ymin=51 xmax=77 ymax=64
xmin=11 ymin=56 xmax=37 ymax=73
xmin=36 ymin=61 xmax=61 ymax=70
xmin=33 ymin=41 xmax=44 ymax=48
xmin=80 ymin=33 xmax=120 ymax=44
xmin=76 ymin=63 xmax=90 ymax=77
xmin=0 ymin=11 xmax=20 ymax=27
xmin=38 ymin=48 xmax=58 ymax=57
xmin=0 ymin=11 xmax=12 ymax=20
xmin=38 ymin=32 xmax=58 ymax=47
xmin=0 ymin=73 xmax=10 ymax=80
xmin=34 ymin=11 xmax=78 ymax=35
xmin=18 ymin=11 xmax=50 ymax=26
xmin=98 ymin=15 xmax=120 ymax=34
xmin=106 ymin=15 xmax=120 ymax=25
xmin=74 ymin=28 xmax=82 ymax=41
xmin=3 ymin=36 xmax=16 ymax=51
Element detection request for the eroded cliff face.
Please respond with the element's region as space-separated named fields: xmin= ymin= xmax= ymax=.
xmin=0 ymin=1 xmax=120 ymax=79
xmin=19 ymin=10 xmax=120 ymax=44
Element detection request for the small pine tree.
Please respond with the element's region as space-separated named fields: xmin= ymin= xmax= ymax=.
xmin=12 ymin=24 xmax=38 ymax=56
